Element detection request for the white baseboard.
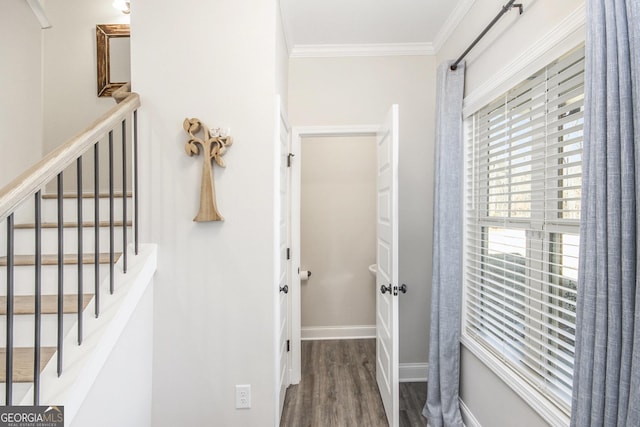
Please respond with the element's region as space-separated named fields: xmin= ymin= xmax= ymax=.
xmin=459 ymin=398 xmax=482 ymax=427
xmin=399 ymin=363 xmax=428 ymax=383
xmin=301 ymin=325 xmax=376 ymax=340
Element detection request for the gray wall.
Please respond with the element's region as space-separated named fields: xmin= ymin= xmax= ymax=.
xmin=289 ymin=55 xmax=437 ymax=365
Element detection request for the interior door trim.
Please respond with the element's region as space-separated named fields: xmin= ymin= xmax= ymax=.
xmin=289 ymin=125 xmax=380 ymax=384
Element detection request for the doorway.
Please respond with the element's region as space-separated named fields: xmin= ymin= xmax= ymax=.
xmin=288 ymin=105 xmax=401 ymax=426
xmin=289 ymin=125 xmax=380 ymax=386
xmin=299 ymin=134 xmax=377 ymax=339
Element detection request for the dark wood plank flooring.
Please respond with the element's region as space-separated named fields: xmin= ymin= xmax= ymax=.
xmin=399 ymin=382 xmax=429 ymax=427
xmin=280 ymin=339 xmax=429 ymax=427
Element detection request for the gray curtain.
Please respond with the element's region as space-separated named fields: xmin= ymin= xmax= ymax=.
xmin=571 ymin=1 xmax=640 ymax=426
xmin=423 ymin=61 xmax=465 ymax=427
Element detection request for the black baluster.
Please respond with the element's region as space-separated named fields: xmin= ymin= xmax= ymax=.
xmin=122 ymin=119 xmax=127 ymax=273
xmin=34 ymin=191 xmax=42 ymax=404
xmin=133 ymin=110 xmax=139 ymax=255
xmin=77 ymin=157 xmax=83 ymax=345
xmin=57 ymin=173 xmax=64 ymax=377
xmin=94 ymin=144 xmax=100 ymax=317
xmin=5 ymin=213 xmax=14 ymax=405
xmin=109 ymin=131 xmax=114 ymax=294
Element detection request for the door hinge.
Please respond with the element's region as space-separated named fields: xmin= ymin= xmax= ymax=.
xmin=286 ymin=340 xmax=290 ymax=352
xmin=287 ymin=153 xmax=295 ymax=167
xmin=286 ymin=248 xmax=291 ymax=260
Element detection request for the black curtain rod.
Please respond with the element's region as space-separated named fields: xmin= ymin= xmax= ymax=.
xmin=450 ymin=0 xmax=524 ymax=71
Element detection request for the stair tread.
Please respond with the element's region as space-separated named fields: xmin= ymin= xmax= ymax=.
xmin=42 ymin=192 xmax=132 ymax=199
xmin=15 ymin=220 xmax=132 ymax=229
xmin=0 ymin=294 xmax=94 ymax=315
xmin=0 ymin=347 xmax=56 ymax=383
xmin=0 ymin=253 xmax=121 ymax=266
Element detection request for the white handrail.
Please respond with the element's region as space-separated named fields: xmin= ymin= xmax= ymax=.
xmin=0 ymin=89 xmax=140 ymax=223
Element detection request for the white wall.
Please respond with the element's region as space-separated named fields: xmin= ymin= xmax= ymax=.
xmin=42 ymin=0 xmax=127 ymax=151
xmin=276 ymin=2 xmax=289 ymax=109
xmin=289 ymin=55 xmax=437 ymax=365
xmin=300 ymin=136 xmax=376 ymax=330
xmin=71 ymin=285 xmax=154 ymax=427
xmin=438 ymin=0 xmax=585 ymax=100
xmin=0 ymin=1 xmax=127 ymax=193
xmin=436 ymin=0 xmax=584 ymax=425
xmin=41 ymin=1 xmax=129 ymax=193
xmin=131 ymin=0 xmax=280 ymax=425
xmin=0 ymin=1 xmax=43 ymax=189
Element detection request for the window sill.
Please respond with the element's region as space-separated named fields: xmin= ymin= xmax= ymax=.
xmin=461 ymin=334 xmax=571 ymax=427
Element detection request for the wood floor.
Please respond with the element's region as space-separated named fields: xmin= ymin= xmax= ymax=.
xmin=280 ymin=339 xmax=429 ymax=427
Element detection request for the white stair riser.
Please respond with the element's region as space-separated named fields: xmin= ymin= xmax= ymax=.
xmin=0 ymin=384 xmax=32 ymax=405
xmin=3 ymin=197 xmax=132 ymax=225
xmin=4 ymin=202 xmax=37 ymax=225
xmin=0 ymin=264 xmax=112 ymax=296
xmin=42 ymin=198 xmax=132 ymax=224
xmin=0 ymin=226 xmax=130 ymax=256
xmin=0 ymin=312 xmax=84 ymax=347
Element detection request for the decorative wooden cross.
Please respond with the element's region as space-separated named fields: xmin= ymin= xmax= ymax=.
xmin=183 ymin=118 xmax=233 ymax=222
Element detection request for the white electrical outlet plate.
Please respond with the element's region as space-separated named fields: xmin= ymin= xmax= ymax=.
xmin=235 ymin=384 xmax=251 ymax=409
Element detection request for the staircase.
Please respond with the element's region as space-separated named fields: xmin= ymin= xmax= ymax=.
xmin=0 ymin=86 xmax=157 ymax=424
xmin=0 ymin=194 xmax=131 ymax=404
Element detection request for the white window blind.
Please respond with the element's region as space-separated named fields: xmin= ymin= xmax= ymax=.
xmin=465 ymin=45 xmax=584 ymax=413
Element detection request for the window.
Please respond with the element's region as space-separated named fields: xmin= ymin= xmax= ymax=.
xmin=464 ymin=46 xmax=584 ymax=416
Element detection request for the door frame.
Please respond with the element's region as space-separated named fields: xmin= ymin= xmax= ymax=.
xmin=289 ymin=125 xmax=380 ymax=384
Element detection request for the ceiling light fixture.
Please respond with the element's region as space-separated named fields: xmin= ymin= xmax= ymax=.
xmin=112 ymin=0 xmax=130 ymax=14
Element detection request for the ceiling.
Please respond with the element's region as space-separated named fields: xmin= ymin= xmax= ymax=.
xmin=279 ymin=0 xmax=469 ymax=50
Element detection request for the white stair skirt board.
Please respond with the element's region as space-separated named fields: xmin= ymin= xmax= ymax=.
xmin=301 ymin=325 xmax=376 ymax=340
xmin=398 ymin=363 xmax=428 ymax=383
xmin=18 ymin=244 xmax=157 ymax=425
xmin=459 ymin=398 xmax=482 ymax=427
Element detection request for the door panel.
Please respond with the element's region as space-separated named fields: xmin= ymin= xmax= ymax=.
xmin=376 ymin=105 xmax=399 ymax=427
xmin=276 ymin=97 xmax=291 ymax=420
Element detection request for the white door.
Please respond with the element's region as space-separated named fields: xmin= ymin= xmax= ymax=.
xmin=376 ymin=104 xmax=399 ymax=427
xmin=276 ymin=96 xmax=292 ymax=421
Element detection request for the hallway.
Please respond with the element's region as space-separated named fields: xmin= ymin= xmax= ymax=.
xmin=280 ymin=339 xmax=429 ymax=426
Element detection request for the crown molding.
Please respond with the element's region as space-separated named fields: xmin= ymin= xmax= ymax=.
xmin=290 ymin=42 xmax=435 ymax=58
xmin=463 ymin=4 xmax=586 ymax=117
xmin=432 ymin=0 xmax=476 ymax=53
